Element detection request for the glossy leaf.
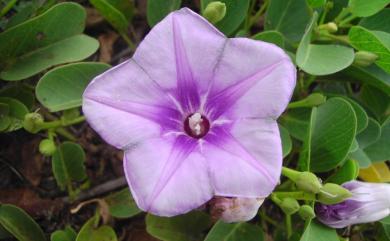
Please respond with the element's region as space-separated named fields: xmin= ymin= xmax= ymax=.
xmin=36 ymin=62 xmax=110 ymax=112
xmin=0 ymin=97 xmax=28 ymax=132
xmin=327 ymin=159 xmax=359 ymax=184
xmin=349 ymin=26 xmax=390 ymax=74
xmin=146 ymin=212 xmax=211 ymax=241
xmin=297 ymin=13 xmax=354 ymax=75
xmin=204 ymin=221 xmax=264 ymax=241
xmin=76 ymin=216 xmax=117 ymax=241
xmin=300 ymin=221 xmax=339 ymax=241
xmin=359 ymin=85 xmax=390 ymax=121
xmin=52 ymin=142 xmax=87 ymax=190
xmin=342 ymin=65 xmax=390 ymax=95
xmin=105 ymin=188 xmax=141 ymax=218
xmin=279 ymin=124 xmax=292 ymax=157
xmin=342 ymin=97 xmax=368 ymax=133
xmin=359 ymin=162 xmax=390 ymax=182
xmin=0 ymin=3 xmax=99 ymax=81
xmin=0 ymin=204 xmax=46 ymax=241
xmin=364 ymin=117 xmax=390 ymax=162
xmin=90 ymin=0 xmax=129 ymax=34
xmin=349 ymin=0 xmax=390 ymax=17
xmin=306 ymin=0 xmax=326 ymax=8
xmin=147 ymin=0 xmax=181 ymax=27
xmin=252 ymin=30 xmax=285 ymax=48
xmin=265 ymin=0 xmax=311 ymax=42
xmin=360 ymin=8 xmax=390 ymax=33
xmin=305 ymin=98 xmax=357 ymax=172
xmin=0 ymin=85 xmax=34 ymax=109
xmin=279 ymin=108 xmax=311 ymax=141
xmin=51 ymin=226 xmax=77 ymax=241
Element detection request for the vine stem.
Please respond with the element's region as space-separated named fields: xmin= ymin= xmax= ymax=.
xmin=38 ymin=116 xmax=86 ymax=130
xmin=286 ymin=214 xmax=292 ymax=238
xmin=0 ymin=0 xmax=17 ymax=18
xmin=246 ymin=0 xmax=269 ymax=31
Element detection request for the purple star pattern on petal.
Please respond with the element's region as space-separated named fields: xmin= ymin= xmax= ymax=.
xmin=83 ymin=8 xmax=296 ymax=217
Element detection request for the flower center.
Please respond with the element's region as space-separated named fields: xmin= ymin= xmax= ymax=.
xmin=184 ymin=112 xmax=210 ymax=139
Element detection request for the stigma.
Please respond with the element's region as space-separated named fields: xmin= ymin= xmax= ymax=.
xmin=184 ymin=112 xmax=210 ymax=139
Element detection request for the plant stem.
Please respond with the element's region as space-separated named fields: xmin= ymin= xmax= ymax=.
xmin=286 ymin=214 xmax=292 ymax=238
xmin=339 ymin=15 xmax=357 ymax=27
xmin=319 ymin=32 xmax=350 ymax=45
xmin=0 ymin=0 xmax=17 ymax=18
xmin=39 ymin=116 xmax=86 ymax=130
xmin=334 ymin=8 xmax=350 ymax=23
xmin=259 ymin=209 xmax=278 ymax=226
xmin=55 ymin=128 xmax=77 ymax=141
xmin=246 ymin=0 xmax=268 ymax=31
xmin=121 ymin=33 xmax=136 ymax=51
xmin=281 ymin=167 xmax=299 ymax=181
xmin=273 ymin=191 xmax=316 ymax=201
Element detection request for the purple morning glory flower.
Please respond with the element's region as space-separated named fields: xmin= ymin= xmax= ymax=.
xmin=316 ymin=181 xmax=390 ymax=228
xmin=82 ymin=8 xmax=296 ymax=217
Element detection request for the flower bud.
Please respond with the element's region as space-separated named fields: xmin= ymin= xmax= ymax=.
xmin=279 ymin=197 xmax=300 ymax=215
xmin=23 ymin=113 xmax=44 ymax=133
xmin=203 ymin=1 xmax=226 ymax=24
xmin=296 ymin=172 xmax=322 ymax=194
xmin=318 ymin=22 xmax=338 ymax=33
xmin=298 ymin=205 xmax=316 ymax=220
xmin=39 ymin=139 xmax=56 ymax=156
xmin=318 ymin=183 xmax=352 ymax=205
xmin=353 ymin=51 xmax=378 ymax=67
xmin=316 ymin=181 xmax=390 ymax=228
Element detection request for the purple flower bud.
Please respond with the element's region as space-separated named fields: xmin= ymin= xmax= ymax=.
xmin=209 ymin=197 xmax=264 ymax=223
xmin=315 ymin=181 xmax=390 ymax=228
xmin=82 ymin=8 xmax=295 ymax=217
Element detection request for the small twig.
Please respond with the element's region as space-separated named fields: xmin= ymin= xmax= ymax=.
xmin=62 ymin=177 xmax=127 ymax=203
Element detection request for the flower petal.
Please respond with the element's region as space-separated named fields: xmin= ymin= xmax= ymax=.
xmin=124 ymin=136 xmax=213 ymax=216
xmin=132 ymin=8 xmax=227 ymax=113
xmin=205 ymin=38 xmax=296 ymax=120
xmin=204 ymin=119 xmax=282 ymax=197
xmin=83 ymin=60 xmax=180 ymax=149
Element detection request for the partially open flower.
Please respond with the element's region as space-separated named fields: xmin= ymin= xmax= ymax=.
xmin=83 ymin=8 xmax=295 ymax=218
xmin=315 ymin=181 xmax=390 ymax=228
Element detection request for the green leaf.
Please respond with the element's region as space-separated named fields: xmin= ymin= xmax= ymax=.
xmin=201 ymin=0 xmax=250 ymax=36
xmin=279 ymin=108 xmax=311 ymax=141
xmin=0 ymin=85 xmax=34 ymax=110
xmin=279 ymin=124 xmax=292 ymax=157
xmin=147 ymin=0 xmax=181 ymax=27
xmin=265 ymin=0 xmax=311 ymax=42
xmin=0 ymin=103 xmax=11 ymax=131
xmin=0 ymin=97 xmax=28 ymax=132
xmin=104 ymin=188 xmax=141 ymax=218
xmin=327 ymin=159 xmax=359 ymax=184
xmin=1 ymin=35 xmax=99 ymax=81
xmin=296 ymin=12 xmax=354 ymax=75
xmin=0 ymin=204 xmax=46 ymax=241
xmin=381 ymin=216 xmax=390 ymax=240
xmin=342 ymin=64 xmax=390 ymax=95
xmin=76 ymin=216 xmax=117 ymax=241
xmin=90 ymin=0 xmax=129 ymax=34
xmin=0 ymin=224 xmax=12 ymax=239
xmin=349 ymin=0 xmax=390 ymax=17
xmin=305 ymin=98 xmax=357 ymax=172
xmin=36 ymin=62 xmax=110 ymax=112
xmin=357 ymin=117 xmax=381 ymax=149
xmin=204 ymin=221 xmax=264 ymax=241
xmin=349 ymin=26 xmax=390 ymax=74
xmin=359 ymin=85 xmax=390 ymax=121
xmin=0 ymin=3 xmax=98 ymax=81
xmin=146 ymin=211 xmax=211 ymax=241
xmin=360 ymin=8 xmax=390 ymax=33
xmin=52 ymin=142 xmax=87 ymax=190
xmin=252 ymin=30 xmax=285 ymax=48
xmin=105 ymin=0 xmax=134 ymax=20
xmin=300 ymin=221 xmax=339 ymax=241
xmin=51 ymin=226 xmax=77 ymax=241
xmin=341 ymin=97 xmax=368 ymax=133
xmin=306 ymin=0 xmax=326 ymax=8
xmin=364 ymin=117 xmax=390 ymax=162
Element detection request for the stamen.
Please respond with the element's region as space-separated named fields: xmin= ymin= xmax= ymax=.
xmin=184 ymin=112 xmax=210 ymax=139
